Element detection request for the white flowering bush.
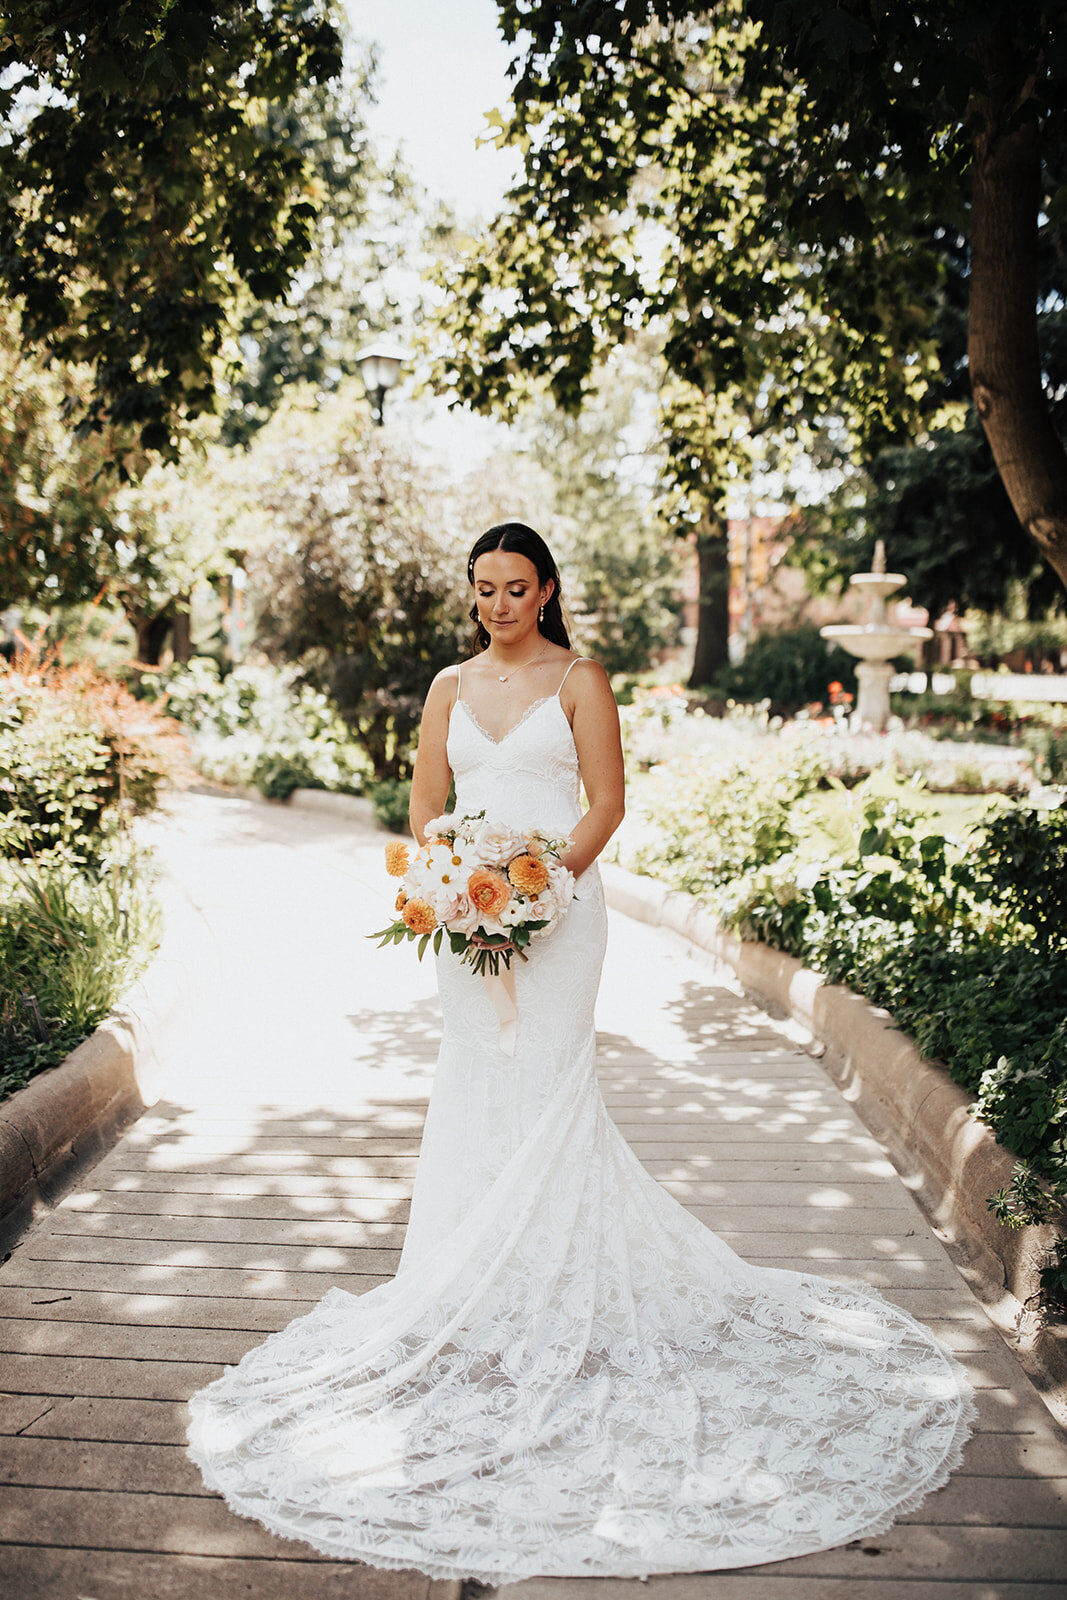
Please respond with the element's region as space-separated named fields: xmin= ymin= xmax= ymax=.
xmin=619 ymin=689 xmax=1037 ymax=797
xmin=146 ymin=658 xmax=370 ymax=800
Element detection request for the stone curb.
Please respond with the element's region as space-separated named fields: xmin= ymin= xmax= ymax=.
xmin=599 ymin=860 xmax=1067 ymax=1398
xmin=0 ymin=890 xmax=192 ymax=1252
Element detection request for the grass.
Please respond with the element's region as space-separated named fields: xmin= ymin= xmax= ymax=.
xmin=803 ymin=772 xmax=1000 ymax=860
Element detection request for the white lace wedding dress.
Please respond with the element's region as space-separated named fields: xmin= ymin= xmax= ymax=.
xmin=186 ymin=672 xmax=976 ymax=1583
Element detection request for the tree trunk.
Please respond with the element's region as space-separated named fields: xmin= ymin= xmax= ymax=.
xmin=688 ymin=516 xmax=730 ymax=688
xmin=171 ymin=593 xmax=192 ymax=662
xmin=131 ymin=607 xmax=173 ymax=666
xmin=969 ymin=98 xmax=1067 ymax=591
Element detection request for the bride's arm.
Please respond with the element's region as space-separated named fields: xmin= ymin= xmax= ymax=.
xmin=409 ymin=669 xmax=457 ymax=845
xmin=560 ymin=660 xmax=626 ymax=879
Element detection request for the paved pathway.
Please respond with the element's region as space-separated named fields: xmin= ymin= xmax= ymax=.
xmin=1 ymin=790 xmax=1065 ymax=1600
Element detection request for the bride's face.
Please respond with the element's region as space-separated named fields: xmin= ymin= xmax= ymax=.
xmin=472 ymin=551 xmax=552 ymax=646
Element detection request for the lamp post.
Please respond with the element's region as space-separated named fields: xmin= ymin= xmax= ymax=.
xmin=356 ymin=343 xmax=406 ymax=426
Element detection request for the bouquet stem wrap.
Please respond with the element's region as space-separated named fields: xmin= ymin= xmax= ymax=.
xmin=481 ymin=959 xmax=518 ymax=1056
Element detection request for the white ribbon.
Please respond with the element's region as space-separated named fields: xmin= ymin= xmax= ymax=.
xmin=480 ymin=960 xmax=518 ymax=1057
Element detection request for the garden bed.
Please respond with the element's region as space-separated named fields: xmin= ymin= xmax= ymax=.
xmin=613 ymin=693 xmax=1067 ymax=1311
xmin=1 ymin=650 xmax=178 ymax=1103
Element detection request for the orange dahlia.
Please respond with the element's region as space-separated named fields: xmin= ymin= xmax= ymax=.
xmin=385 ymin=840 xmax=410 ymax=878
xmin=401 ymin=897 xmax=437 ymax=935
xmin=395 ymin=888 xmax=407 ymax=912
xmin=466 ymin=867 xmax=512 ymax=919
xmin=508 ymin=853 xmax=550 ymax=896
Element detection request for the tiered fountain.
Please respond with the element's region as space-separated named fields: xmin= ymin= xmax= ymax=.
xmin=820 ymin=541 xmax=932 ymax=732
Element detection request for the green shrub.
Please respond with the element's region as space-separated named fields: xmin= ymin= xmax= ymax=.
xmin=969 ymin=803 xmax=1067 ymax=949
xmin=627 ymin=749 xmax=823 ymax=896
xmin=0 ymin=851 xmax=160 ymax=1100
xmin=1021 ymin=724 xmax=1067 ymax=784
xmin=1 ymin=652 xmax=181 ymax=865
xmin=368 ymin=777 xmax=412 ymax=834
xmin=712 ymin=625 xmax=861 ymax=709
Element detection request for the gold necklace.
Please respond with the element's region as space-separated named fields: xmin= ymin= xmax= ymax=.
xmin=490 ymin=638 xmax=550 ymax=684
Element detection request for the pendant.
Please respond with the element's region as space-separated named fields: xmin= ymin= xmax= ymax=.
xmin=499 ymin=674 xmax=508 ymax=682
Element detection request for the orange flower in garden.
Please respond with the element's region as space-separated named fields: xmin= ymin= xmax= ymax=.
xmin=395 ymin=888 xmax=407 ymax=912
xmin=385 ymin=841 xmax=409 ymax=877
xmin=467 ymin=867 xmax=511 ymax=918
xmin=401 ymin=898 xmax=437 ymax=935
xmin=508 ymin=853 xmax=550 ymax=896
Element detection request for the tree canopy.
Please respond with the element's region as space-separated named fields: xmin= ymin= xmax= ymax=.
xmin=432 ymin=5 xmax=948 ymax=679
xmin=220 ymin=48 xmax=417 ymax=445
xmin=791 ymin=214 xmax=1067 ymax=618
xmin=0 ymin=0 xmax=343 ymax=461
xmin=487 ymin=0 xmax=1067 ymax=590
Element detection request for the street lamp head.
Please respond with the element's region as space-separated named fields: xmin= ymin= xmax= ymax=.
xmin=356 ymin=342 xmax=408 ymax=424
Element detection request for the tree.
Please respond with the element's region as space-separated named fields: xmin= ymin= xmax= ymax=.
xmin=432 ymin=8 xmax=941 ymax=682
xmin=741 ymin=0 xmax=1067 ymax=590
xmin=220 ymin=48 xmax=417 ymax=445
xmin=0 ymin=0 xmax=343 ymax=460
xmin=0 ymin=311 xmax=121 ymax=608
xmin=514 ymin=358 xmax=684 ymax=674
xmin=491 ymin=1 xmax=1067 ymax=591
xmin=788 ymin=217 xmax=1067 ymax=618
xmin=242 ymin=388 xmax=469 ymax=779
xmin=107 ymin=441 xmax=250 ymax=665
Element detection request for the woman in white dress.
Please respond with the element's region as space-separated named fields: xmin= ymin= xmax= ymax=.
xmin=187 ymin=522 xmax=975 ymax=1584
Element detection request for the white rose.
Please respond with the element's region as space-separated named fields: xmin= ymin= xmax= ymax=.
xmin=423 ymin=813 xmax=455 ymax=840
xmin=435 ymin=886 xmax=472 ymax=926
xmin=474 ymin=820 xmax=525 ymax=867
xmin=547 ymin=861 xmax=575 ymax=910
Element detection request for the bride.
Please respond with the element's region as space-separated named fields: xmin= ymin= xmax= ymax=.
xmin=187 ymin=521 xmax=975 ymax=1583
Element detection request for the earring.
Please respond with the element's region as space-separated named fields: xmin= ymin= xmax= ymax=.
xmin=539 ymin=603 xmax=545 ymax=622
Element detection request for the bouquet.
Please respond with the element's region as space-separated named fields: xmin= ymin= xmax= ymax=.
xmin=372 ymin=810 xmax=575 ymax=975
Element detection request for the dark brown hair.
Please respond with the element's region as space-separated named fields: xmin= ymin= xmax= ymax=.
xmin=466 ymin=523 xmax=570 ymax=652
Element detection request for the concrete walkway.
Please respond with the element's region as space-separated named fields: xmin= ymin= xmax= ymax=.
xmin=1 ymin=789 xmax=1065 ymax=1600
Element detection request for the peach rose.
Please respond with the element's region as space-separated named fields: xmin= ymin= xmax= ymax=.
xmin=384 ymin=841 xmax=409 ymax=878
xmin=466 ymin=867 xmax=512 ymax=919
xmin=508 ymin=853 xmax=550 ymax=896
xmin=401 ymin=897 xmax=437 ymax=936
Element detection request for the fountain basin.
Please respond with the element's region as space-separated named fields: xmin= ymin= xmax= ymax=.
xmin=821 ymin=624 xmax=932 ymax=661
xmin=848 ymin=573 xmax=909 ymax=602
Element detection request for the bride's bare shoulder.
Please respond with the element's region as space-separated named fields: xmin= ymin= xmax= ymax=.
xmin=564 ymin=654 xmax=611 ymax=690
xmin=424 ymin=662 xmax=466 ymax=710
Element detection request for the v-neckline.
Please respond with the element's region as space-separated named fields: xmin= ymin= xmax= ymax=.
xmin=454 ymin=694 xmax=560 ymax=746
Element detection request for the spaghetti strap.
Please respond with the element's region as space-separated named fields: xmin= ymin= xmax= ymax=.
xmin=555 ymin=656 xmax=583 ymax=698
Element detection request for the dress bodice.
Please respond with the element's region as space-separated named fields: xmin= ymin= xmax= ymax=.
xmin=447 ymin=694 xmax=582 ymax=835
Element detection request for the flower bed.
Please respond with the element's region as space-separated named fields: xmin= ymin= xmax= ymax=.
xmin=619 ymin=686 xmax=1038 ymax=796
